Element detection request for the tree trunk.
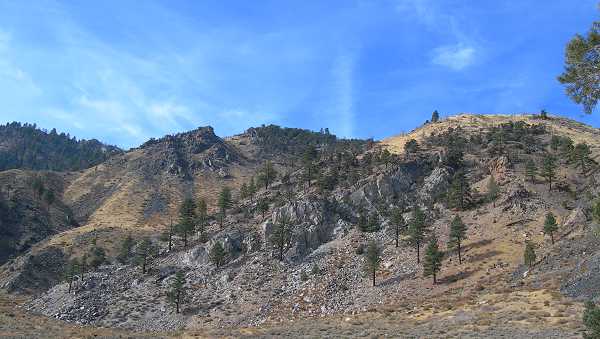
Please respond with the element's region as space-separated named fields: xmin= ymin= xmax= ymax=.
xmin=550 ymin=232 xmax=554 ymax=245
xmin=372 ymin=269 xmax=376 ymax=287
xmin=416 ymin=242 xmax=420 ymax=264
xmin=68 ymin=279 xmax=72 ymax=293
xmin=395 ymin=226 xmax=399 ymax=248
xmin=433 ymin=272 xmax=437 ymax=284
xmin=142 ymin=257 xmax=147 ymax=274
xmin=457 ymin=240 xmax=462 ymax=264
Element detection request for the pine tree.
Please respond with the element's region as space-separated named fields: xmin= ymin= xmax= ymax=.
xmin=257 ymin=160 xmax=277 ymax=189
xmin=524 ymin=241 xmax=536 ymax=269
xmin=550 ymin=135 xmax=561 ymax=152
xmin=448 ymin=215 xmax=467 ymax=264
xmin=593 ymin=199 xmax=600 ymax=225
xmin=116 ymin=234 xmax=134 ymax=264
xmin=543 ymin=212 xmax=559 ymax=245
xmin=89 ymin=245 xmax=106 ymax=269
xmin=363 ymin=240 xmax=382 ymax=287
xmin=540 ymin=109 xmax=548 ymax=119
xmin=431 ymin=110 xmax=440 ymax=123
xmin=423 ymin=235 xmax=444 ymax=284
xmin=178 ymin=198 xmax=197 ymax=247
xmin=448 ymin=170 xmax=470 ymax=210
xmin=217 ymin=187 xmax=233 ymax=227
xmin=64 ymin=258 xmax=80 ymax=293
xmin=196 ymin=198 xmax=208 ymax=242
xmin=558 ymin=20 xmax=600 ymax=114
xmin=167 ymin=272 xmax=186 ymax=314
xmin=583 ymin=300 xmax=600 ymax=339
xmin=239 ymin=182 xmax=249 ymax=200
xmin=574 ymin=142 xmax=592 ymax=173
xmin=380 ymin=149 xmax=392 ymax=169
xmin=301 ymin=146 xmax=318 ymax=188
xmin=270 ymin=213 xmax=293 ymax=261
xmin=209 ymin=242 xmax=226 ymax=268
xmin=257 ymin=198 xmax=270 ymax=219
xmin=136 ymin=238 xmax=156 ymax=274
xmin=541 ymin=155 xmax=557 ymax=191
xmin=248 ymin=177 xmax=257 ymax=201
xmin=525 ymin=158 xmax=537 ymax=183
xmin=408 ymin=207 xmax=427 ymax=264
xmin=80 ymin=254 xmax=87 ymax=282
xmin=390 ymin=207 xmax=405 ymax=248
xmin=405 ymin=139 xmax=419 ymax=154
xmin=160 ymin=216 xmax=174 ymax=252
xmin=487 ymin=174 xmax=499 ymax=207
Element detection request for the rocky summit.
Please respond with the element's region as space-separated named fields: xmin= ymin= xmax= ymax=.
xmin=2 ymin=114 xmax=600 ymax=338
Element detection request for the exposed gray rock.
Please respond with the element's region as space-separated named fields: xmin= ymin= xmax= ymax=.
xmin=417 ymin=167 xmax=450 ymax=203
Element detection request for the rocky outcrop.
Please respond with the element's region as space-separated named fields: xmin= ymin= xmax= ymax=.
xmin=417 ymin=167 xmax=450 ymax=203
xmin=350 ymin=166 xmax=414 ymax=208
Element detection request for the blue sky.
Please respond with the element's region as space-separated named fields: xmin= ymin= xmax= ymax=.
xmin=0 ymin=0 xmax=598 ymax=148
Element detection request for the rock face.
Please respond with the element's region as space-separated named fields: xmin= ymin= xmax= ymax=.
xmin=488 ymin=155 xmax=511 ymax=180
xmin=350 ymin=165 xmax=417 ymax=208
xmin=417 ymin=167 xmax=450 ymax=203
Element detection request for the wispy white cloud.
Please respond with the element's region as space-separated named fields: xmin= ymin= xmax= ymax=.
xmin=431 ymin=44 xmax=476 ymax=71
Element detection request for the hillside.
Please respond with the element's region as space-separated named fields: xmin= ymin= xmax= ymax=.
xmin=1 ymin=114 xmax=600 ymax=338
xmin=0 ymin=122 xmax=122 ymax=172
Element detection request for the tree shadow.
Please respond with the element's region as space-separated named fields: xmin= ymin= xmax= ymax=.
xmin=378 ymin=271 xmax=417 ymax=287
xmin=439 ymin=269 xmax=476 ymax=284
xmin=464 ymin=238 xmax=493 ymax=251
xmin=466 ymin=250 xmax=501 ymax=264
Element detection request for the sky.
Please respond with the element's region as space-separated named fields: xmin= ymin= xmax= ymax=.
xmin=0 ymin=0 xmax=598 ymax=149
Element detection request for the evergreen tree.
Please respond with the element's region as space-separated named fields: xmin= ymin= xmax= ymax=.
xmin=64 ymin=258 xmax=80 ymax=293
xmin=524 ymin=241 xmax=536 ymax=269
xmin=257 ymin=160 xmax=277 ymax=189
xmin=160 ymin=216 xmax=175 ymax=252
xmin=525 ymin=158 xmax=537 ymax=183
xmin=209 ymin=242 xmax=226 ymax=268
xmin=408 ymin=207 xmax=427 ymax=264
xmin=431 ymin=110 xmax=440 ymax=123
xmin=541 ymin=155 xmax=557 ymax=191
xmin=135 ymin=238 xmax=156 ymax=274
xmin=486 ymin=174 xmax=499 ymax=207
xmin=543 ymin=212 xmax=559 ymax=245
xmin=167 ymin=272 xmax=186 ymax=314
xmin=80 ymin=254 xmax=88 ymax=281
xmin=390 ymin=207 xmax=405 ymax=248
xmin=239 ymin=182 xmax=249 ymax=200
xmin=593 ymin=199 xmax=600 ymax=224
xmin=558 ymin=20 xmax=600 ymax=114
xmin=270 ymin=213 xmax=293 ymax=261
xmin=301 ymin=146 xmax=318 ymax=187
xmin=583 ymin=300 xmax=600 ymax=339
xmin=257 ymin=198 xmax=270 ymax=219
xmin=448 ymin=215 xmax=467 ymax=264
xmin=177 ymin=198 xmax=197 ymax=248
xmin=448 ymin=170 xmax=470 ymax=210
xmin=405 ymin=139 xmax=419 ymax=154
xmin=540 ymin=109 xmax=549 ymax=119
xmin=423 ymin=235 xmax=444 ymax=284
xmin=217 ymin=187 xmax=233 ymax=226
xmin=380 ymin=149 xmax=392 ymax=169
xmin=550 ymin=135 xmax=561 ymax=152
xmin=574 ymin=142 xmax=592 ymax=173
xmin=247 ymin=177 xmax=257 ymax=201
xmin=89 ymin=245 xmax=106 ymax=269
xmin=560 ymin=137 xmax=574 ymax=158
xmin=116 ymin=234 xmax=134 ymax=264
xmin=363 ymin=240 xmax=382 ymax=287
xmin=196 ymin=198 xmax=208 ymax=242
